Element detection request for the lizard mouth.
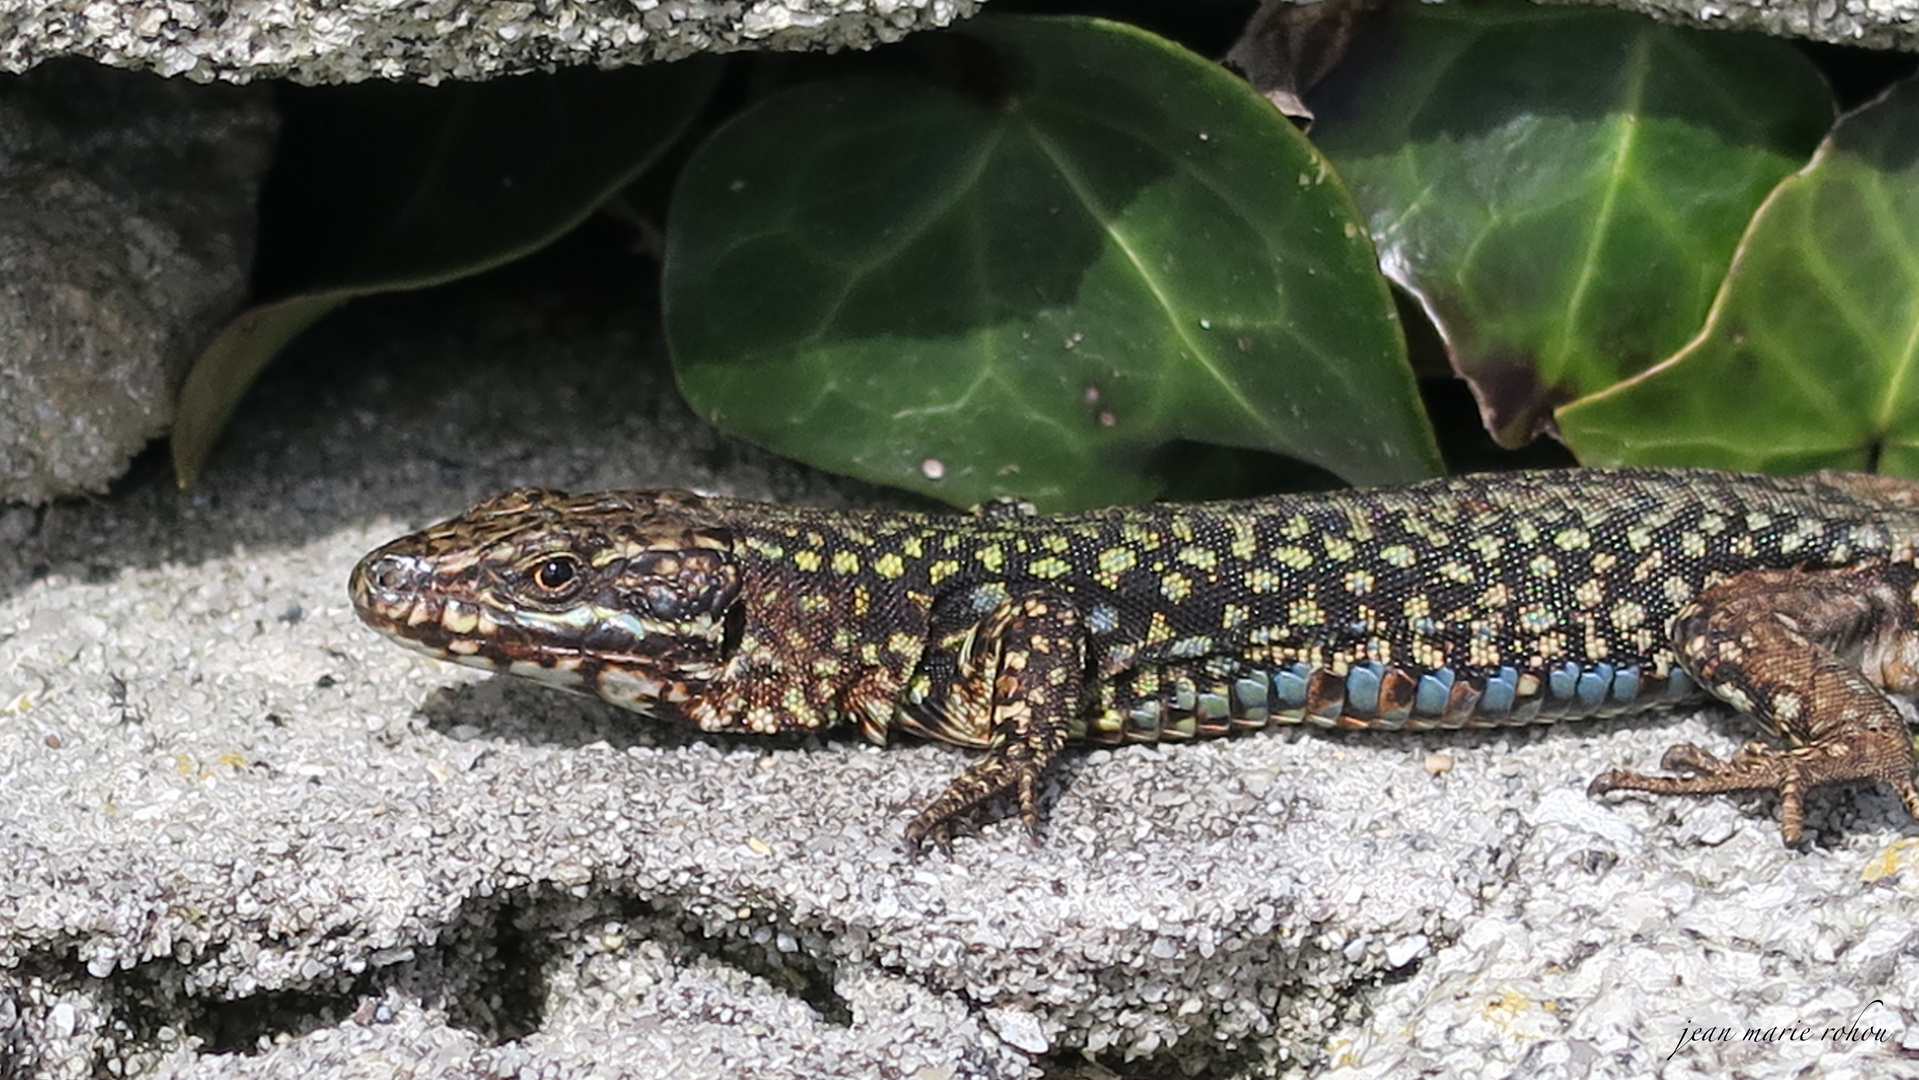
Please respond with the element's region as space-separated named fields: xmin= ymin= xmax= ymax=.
xmin=348 ymin=545 xmax=704 ymax=708
xmin=350 ymin=549 xmax=529 ymax=668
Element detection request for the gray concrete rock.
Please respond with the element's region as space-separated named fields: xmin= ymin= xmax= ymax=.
xmin=0 ymin=252 xmax=1912 ymax=1079
xmin=0 ymin=0 xmax=1917 ymax=91
xmin=0 ymin=0 xmax=985 ymax=86
xmin=1584 ymin=0 xmax=1919 ymax=49
xmin=0 ymin=61 xmax=271 ymax=503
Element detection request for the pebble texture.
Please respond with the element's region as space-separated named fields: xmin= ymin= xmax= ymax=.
xmin=1600 ymin=0 xmax=1919 ymax=48
xmin=2 ymin=0 xmax=1919 ymax=89
xmin=0 ymin=61 xmax=272 ymax=503
xmin=2 ymin=258 xmax=1917 ymax=1079
xmin=0 ymin=0 xmax=983 ymax=85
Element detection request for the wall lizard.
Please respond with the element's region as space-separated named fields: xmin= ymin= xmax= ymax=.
xmin=349 ymin=468 xmax=1919 ymax=849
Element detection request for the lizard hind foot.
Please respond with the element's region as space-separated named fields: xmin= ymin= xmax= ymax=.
xmin=1588 ymin=726 xmax=1919 ymax=845
xmin=1587 ymin=742 xmax=1811 ymax=844
xmin=1599 ymin=566 xmax=1919 ymax=845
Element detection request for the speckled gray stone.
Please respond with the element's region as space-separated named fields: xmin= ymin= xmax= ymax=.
xmin=0 ymin=61 xmax=271 ymax=503
xmin=1564 ymin=0 xmax=1919 ymax=49
xmin=1 ymin=258 xmax=1916 ymax=1079
xmin=0 ymin=0 xmax=984 ymax=86
xmin=2 ymin=0 xmax=1919 ymax=91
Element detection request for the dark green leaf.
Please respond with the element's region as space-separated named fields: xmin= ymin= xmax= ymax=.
xmin=1558 ymin=79 xmax=1919 ymax=474
xmin=1310 ymin=0 xmax=1831 ymax=446
xmin=259 ymin=59 xmax=721 ymax=294
xmin=173 ymin=59 xmax=720 ymax=485
xmin=665 ymin=15 xmax=1437 ymax=510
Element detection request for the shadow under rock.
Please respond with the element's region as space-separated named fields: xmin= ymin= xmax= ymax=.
xmin=0 ymin=219 xmax=910 ymax=603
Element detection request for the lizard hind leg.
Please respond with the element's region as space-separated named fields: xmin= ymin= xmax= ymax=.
xmin=1588 ymin=568 xmax=1919 ymax=844
xmin=904 ymin=589 xmax=1086 ymax=852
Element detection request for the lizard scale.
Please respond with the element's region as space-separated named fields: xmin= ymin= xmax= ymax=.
xmin=348 ymin=468 xmax=1919 ymax=849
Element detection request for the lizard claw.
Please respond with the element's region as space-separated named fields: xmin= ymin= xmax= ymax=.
xmin=1587 ymin=725 xmax=1919 ymax=846
xmin=1656 ymin=743 xmax=1726 ymax=775
xmin=900 ymin=767 xmax=1029 ymax=855
xmin=902 ymin=812 xmax=966 ymax=858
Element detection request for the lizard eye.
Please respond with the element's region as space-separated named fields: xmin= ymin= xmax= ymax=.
xmin=528 ymin=555 xmax=585 ymax=597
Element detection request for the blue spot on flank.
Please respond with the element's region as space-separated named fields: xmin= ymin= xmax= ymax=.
xmin=1549 ymin=661 xmax=1580 ymax=701
xmin=1273 ymin=664 xmax=1312 ymax=708
xmin=1198 ymin=692 xmax=1229 ymax=720
xmin=1127 ymin=702 xmax=1162 ymax=736
xmin=1610 ymin=665 xmax=1641 ymax=703
xmin=1481 ymin=666 xmax=1518 ymax=713
xmin=1666 ymin=668 xmax=1696 ymax=699
xmin=1345 ymin=662 xmax=1383 ymax=715
xmin=1233 ymin=677 xmax=1268 ymax=712
xmin=1414 ymin=668 xmax=1455 ymax=716
xmin=1174 ymin=682 xmax=1197 ymax=712
xmin=1575 ymin=665 xmax=1610 ymax=710
xmin=1087 ymin=604 xmax=1120 ymax=635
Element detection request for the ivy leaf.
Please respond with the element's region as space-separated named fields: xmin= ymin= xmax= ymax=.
xmin=1559 ymin=78 xmax=1919 ymax=474
xmin=172 ymin=59 xmax=720 ymax=485
xmin=1310 ymin=0 xmax=1830 ymax=447
xmin=664 ymin=15 xmax=1436 ymax=511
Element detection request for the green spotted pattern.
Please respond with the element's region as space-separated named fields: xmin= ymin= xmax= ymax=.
xmin=350 ymin=468 xmax=1919 ymax=847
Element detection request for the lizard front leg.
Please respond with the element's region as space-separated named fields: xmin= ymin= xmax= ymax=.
xmin=905 ymin=588 xmax=1087 ymax=851
xmin=1589 ymin=568 xmax=1919 ymax=843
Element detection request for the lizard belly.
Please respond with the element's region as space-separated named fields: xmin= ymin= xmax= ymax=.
xmin=1076 ymin=653 xmax=1704 ymax=744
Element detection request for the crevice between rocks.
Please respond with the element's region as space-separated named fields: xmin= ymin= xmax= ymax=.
xmin=15 ymin=878 xmax=850 ymax=1072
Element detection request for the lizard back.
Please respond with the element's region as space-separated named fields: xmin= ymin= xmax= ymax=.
xmin=350 ymin=467 xmax=1919 ymax=847
xmin=729 ymin=469 xmax=1919 ymax=743
xmin=351 ymin=468 xmax=1919 ymax=743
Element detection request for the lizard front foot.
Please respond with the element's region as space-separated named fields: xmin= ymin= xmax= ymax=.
xmin=903 ymin=588 xmax=1083 ymax=854
xmin=903 ymin=739 xmax=1052 ymax=853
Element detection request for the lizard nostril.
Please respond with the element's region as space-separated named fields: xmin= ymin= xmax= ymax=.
xmin=363 ymin=553 xmax=420 ymax=595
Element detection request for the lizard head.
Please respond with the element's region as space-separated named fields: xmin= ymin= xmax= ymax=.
xmin=349 ymin=487 xmax=743 ymax=714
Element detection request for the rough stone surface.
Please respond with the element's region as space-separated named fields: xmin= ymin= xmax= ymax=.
xmin=0 ymin=0 xmax=984 ymax=86
xmin=1 ymin=245 xmax=1916 ymax=1079
xmin=1561 ymin=0 xmax=1919 ymax=48
xmin=0 ymin=60 xmax=272 ymax=503
xmin=0 ymin=0 xmax=1918 ymax=91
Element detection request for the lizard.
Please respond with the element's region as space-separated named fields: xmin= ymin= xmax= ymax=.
xmin=348 ymin=467 xmax=1919 ymax=850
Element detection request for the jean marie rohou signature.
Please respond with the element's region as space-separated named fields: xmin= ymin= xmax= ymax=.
xmin=1668 ymin=1000 xmax=1900 ymax=1060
